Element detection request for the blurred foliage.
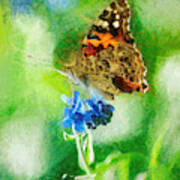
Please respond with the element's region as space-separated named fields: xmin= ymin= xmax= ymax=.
xmin=0 ymin=0 xmax=180 ymax=179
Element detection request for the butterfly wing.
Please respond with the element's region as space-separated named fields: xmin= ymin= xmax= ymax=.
xmin=68 ymin=0 xmax=148 ymax=99
xmin=82 ymin=0 xmax=135 ymax=57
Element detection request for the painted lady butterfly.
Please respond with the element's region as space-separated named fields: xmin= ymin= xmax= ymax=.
xmin=65 ymin=0 xmax=148 ymax=99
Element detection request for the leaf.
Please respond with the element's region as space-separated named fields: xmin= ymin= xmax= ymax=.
xmin=146 ymin=163 xmax=170 ymax=180
xmin=94 ymin=152 xmax=122 ymax=180
xmin=168 ymin=151 xmax=180 ymax=180
xmin=94 ymin=152 xmax=147 ymax=180
xmin=63 ymin=131 xmax=76 ymax=141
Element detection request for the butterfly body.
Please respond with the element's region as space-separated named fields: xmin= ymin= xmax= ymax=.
xmin=65 ymin=0 xmax=148 ymax=99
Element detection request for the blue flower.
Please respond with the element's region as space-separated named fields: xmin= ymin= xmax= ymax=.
xmin=61 ymin=91 xmax=115 ymax=133
xmin=61 ymin=91 xmax=82 ymax=112
xmin=85 ymin=93 xmax=115 ymax=129
xmin=61 ymin=91 xmax=92 ymax=133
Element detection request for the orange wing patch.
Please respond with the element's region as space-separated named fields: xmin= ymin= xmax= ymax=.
xmin=82 ymin=31 xmax=126 ymax=57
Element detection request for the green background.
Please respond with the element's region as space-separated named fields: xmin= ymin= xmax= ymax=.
xmin=0 ymin=0 xmax=180 ymax=179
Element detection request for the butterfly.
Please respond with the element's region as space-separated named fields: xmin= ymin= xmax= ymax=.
xmin=65 ymin=0 xmax=148 ymax=99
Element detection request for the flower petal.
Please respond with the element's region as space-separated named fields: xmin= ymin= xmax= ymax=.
xmin=74 ymin=101 xmax=82 ymax=112
xmin=72 ymin=91 xmax=80 ymax=105
xmin=64 ymin=107 xmax=70 ymax=116
xmin=107 ymin=104 xmax=115 ymax=112
xmin=62 ymin=117 xmax=73 ymax=128
xmin=87 ymin=100 xmax=100 ymax=115
xmin=84 ymin=110 xmax=93 ymax=122
xmin=74 ymin=120 xmax=85 ymax=133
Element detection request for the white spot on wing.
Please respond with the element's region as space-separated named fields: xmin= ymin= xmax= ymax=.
xmin=116 ymin=14 xmax=120 ymax=19
xmin=102 ymin=21 xmax=109 ymax=28
xmin=112 ymin=21 xmax=119 ymax=28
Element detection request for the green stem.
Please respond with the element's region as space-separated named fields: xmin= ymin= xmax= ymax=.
xmin=73 ymin=128 xmax=91 ymax=175
xmin=87 ymin=129 xmax=94 ymax=163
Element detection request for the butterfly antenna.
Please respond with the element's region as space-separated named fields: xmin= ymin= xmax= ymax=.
xmin=9 ymin=44 xmax=54 ymax=67
xmin=10 ymin=44 xmax=87 ymax=91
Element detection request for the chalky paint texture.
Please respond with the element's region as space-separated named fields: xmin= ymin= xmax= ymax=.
xmin=0 ymin=0 xmax=180 ymax=179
